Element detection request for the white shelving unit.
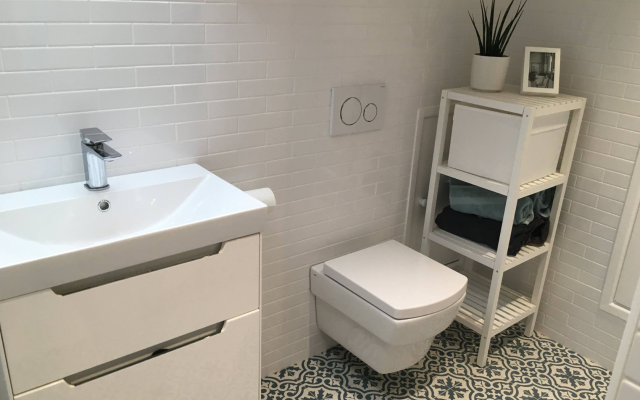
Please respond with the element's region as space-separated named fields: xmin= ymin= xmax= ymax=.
xmin=421 ymin=86 xmax=586 ymax=367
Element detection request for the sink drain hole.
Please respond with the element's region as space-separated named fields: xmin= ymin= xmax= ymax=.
xmin=97 ymin=200 xmax=111 ymax=212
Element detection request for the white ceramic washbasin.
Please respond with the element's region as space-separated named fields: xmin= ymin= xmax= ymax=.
xmin=0 ymin=164 xmax=268 ymax=301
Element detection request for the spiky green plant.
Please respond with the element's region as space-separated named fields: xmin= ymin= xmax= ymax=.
xmin=469 ymin=0 xmax=527 ymax=57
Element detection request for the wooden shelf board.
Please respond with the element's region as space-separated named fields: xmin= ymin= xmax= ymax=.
xmin=429 ymin=229 xmax=498 ymax=269
xmin=437 ymin=163 xmax=566 ymax=199
xmin=456 ymin=271 xmax=536 ymax=336
xmin=518 ymin=173 xmax=566 ymax=198
xmin=503 ymin=243 xmax=550 ymax=271
xmin=446 ymin=86 xmax=585 ymax=116
xmin=429 ymin=229 xmax=550 ymax=271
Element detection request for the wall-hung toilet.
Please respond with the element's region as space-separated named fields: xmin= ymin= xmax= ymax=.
xmin=310 ymin=240 xmax=467 ymax=374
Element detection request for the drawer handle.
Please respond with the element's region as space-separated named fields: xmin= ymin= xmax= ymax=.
xmin=64 ymin=321 xmax=226 ymax=386
xmin=52 ymin=241 xmax=225 ymax=296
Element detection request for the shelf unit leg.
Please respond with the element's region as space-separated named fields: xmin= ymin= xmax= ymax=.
xmin=477 ymin=109 xmax=533 ymax=367
xmin=525 ymin=106 xmax=584 ymax=336
xmin=524 ymin=107 xmax=585 ymax=338
xmin=525 ymin=255 xmax=550 ymax=336
xmin=522 ymin=106 xmax=585 ymax=337
xmin=477 ymin=337 xmax=491 ymax=368
xmin=477 ymin=270 xmax=505 ymax=367
xmin=525 ymin=180 xmax=571 ymax=337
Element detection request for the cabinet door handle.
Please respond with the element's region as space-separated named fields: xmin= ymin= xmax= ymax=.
xmin=64 ymin=321 xmax=226 ymax=386
xmin=52 ymin=241 xmax=224 ymax=296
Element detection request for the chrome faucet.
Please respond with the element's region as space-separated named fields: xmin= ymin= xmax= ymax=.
xmin=80 ymin=128 xmax=122 ymax=191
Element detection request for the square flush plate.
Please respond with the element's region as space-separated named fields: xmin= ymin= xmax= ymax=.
xmin=330 ymin=84 xmax=386 ymax=136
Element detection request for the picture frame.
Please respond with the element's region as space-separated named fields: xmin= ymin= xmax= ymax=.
xmin=521 ymin=47 xmax=561 ymax=97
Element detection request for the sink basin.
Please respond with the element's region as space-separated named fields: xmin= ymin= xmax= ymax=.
xmin=0 ymin=165 xmax=268 ymax=301
xmin=1 ymin=176 xmax=206 ymax=246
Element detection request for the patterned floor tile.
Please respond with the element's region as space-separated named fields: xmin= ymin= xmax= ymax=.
xmin=261 ymin=322 xmax=611 ymax=400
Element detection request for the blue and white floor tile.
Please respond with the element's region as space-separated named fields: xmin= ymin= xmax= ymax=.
xmin=261 ymin=322 xmax=611 ymax=400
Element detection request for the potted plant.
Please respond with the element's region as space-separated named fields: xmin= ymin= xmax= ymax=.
xmin=469 ymin=0 xmax=527 ymax=92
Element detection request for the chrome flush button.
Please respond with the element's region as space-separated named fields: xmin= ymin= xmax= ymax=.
xmin=363 ymin=103 xmax=378 ymax=122
xmin=340 ymin=97 xmax=362 ymax=126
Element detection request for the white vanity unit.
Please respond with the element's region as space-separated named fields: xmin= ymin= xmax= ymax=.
xmin=0 ymin=165 xmax=268 ymax=400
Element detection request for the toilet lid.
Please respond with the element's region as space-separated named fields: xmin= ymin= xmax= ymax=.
xmin=323 ymin=240 xmax=468 ymax=320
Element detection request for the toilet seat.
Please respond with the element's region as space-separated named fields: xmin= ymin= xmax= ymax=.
xmin=323 ymin=240 xmax=467 ymax=319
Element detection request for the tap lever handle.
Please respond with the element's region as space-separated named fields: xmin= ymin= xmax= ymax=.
xmin=80 ymin=128 xmax=112 ymax=145
xmin=93 ymin=143 xmax=122 ymax=160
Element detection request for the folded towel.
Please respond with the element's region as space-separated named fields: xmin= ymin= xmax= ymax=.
xmin=531 ymin=187 xmax=555 ymax=218
xmin=449 ymin=179 xmax=534 ymax=225
xmin=435 ymin=206 xmax=550 ymax=256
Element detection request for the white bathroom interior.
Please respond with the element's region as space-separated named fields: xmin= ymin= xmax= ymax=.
xmin=1 ymin=0 xmax=640 ymax=399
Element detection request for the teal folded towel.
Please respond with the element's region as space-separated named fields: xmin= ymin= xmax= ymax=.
xmin=449 ymin=179 xmax=535 ymax=225
xmin=531 ymin=187 xmax=555 ymax=218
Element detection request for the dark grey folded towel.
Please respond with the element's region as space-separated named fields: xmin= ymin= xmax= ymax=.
xmin=435 ymin=206 xmax=549 ymax=256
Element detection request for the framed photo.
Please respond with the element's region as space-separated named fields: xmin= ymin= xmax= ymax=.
xmin=521 ymin=47 xmax=561 ymax=97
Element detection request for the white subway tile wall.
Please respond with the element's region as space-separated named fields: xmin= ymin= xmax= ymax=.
xmin=1 ymin=0 xmax=636 ymax=376
xmin=0 ymin=0 xmax=474 ymax=376
xmin=497 ymin=0 xmax=640 ymax=371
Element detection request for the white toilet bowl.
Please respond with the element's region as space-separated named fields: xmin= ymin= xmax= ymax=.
xmin=310 ymin=240 xmax=467 ymax=374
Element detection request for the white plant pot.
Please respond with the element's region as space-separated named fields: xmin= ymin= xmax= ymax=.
xmin=470 ymin=54 xmax=510 ymax=92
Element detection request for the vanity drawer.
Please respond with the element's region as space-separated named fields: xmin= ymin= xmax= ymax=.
xmin=0 ymin=234 xmax=259 ymax=395
xmin=17 ymin=310 xmax=260 ymax=400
